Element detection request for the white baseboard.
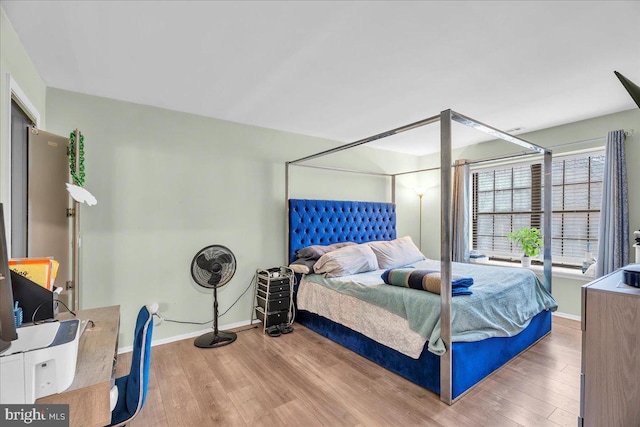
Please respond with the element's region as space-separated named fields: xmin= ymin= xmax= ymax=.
xmin=553 ymin=311 xmax=581 ymax=322
xmin=118 ymin=319 xmax=262 ymax=354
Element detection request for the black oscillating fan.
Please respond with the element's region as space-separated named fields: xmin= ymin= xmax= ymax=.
xmin=191 ymin=245 xmax=237 ymax=348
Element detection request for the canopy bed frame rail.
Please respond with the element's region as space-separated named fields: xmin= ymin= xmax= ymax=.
xmin=285 ymin=109 xmax=552 ymax=404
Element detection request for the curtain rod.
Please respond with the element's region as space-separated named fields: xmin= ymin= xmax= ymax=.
xmin=392 ymin=151 xmax=540 ymax=176
xmin=463 ymin=151 xmax=540 ymax=167
xmin=541 ymin=129 xmax=634 ymax=149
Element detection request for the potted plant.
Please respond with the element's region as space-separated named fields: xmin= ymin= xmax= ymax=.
xmin=507 ymin=227 xmax=543 ymax=267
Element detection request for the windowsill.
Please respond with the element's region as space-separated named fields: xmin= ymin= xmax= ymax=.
xmin=482 ymin=259 xmax=595 ymax=282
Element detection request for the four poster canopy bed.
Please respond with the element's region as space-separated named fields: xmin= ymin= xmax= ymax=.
xmin=284 ymin=110 xmax=556 ymax=404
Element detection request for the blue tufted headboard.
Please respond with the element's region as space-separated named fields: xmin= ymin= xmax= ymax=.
xmin=288 ymin=199 xmax=396 ymax=263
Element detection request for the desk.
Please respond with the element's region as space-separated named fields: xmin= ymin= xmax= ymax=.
xmin=36 ymin=306 xmax=120 ymax=427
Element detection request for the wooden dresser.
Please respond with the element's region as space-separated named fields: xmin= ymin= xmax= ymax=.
xmin=579 ymin=269 xmax=640 ymax=427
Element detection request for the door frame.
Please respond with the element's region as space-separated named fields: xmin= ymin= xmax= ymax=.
xmin=3 ymin=73 xmax=41 ymax=257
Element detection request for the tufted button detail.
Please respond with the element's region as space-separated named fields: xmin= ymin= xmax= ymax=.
xmin=288 ymin=199 xmax=396 ymax=263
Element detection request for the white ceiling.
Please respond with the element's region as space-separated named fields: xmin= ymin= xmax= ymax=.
xmin=2 ymin=1 xmax=639 ymax=156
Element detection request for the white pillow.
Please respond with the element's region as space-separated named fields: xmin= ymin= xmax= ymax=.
xmin=367 ymin=236 xmax=425 ymax=269
xmin=313 ymin=244 xmax=379 ymax=277
xmin=289 ymin=264 xmax=310 ymax=274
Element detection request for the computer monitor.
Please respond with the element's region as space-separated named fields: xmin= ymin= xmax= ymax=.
xmin=0 ymin=203 xmax=18 ymax=354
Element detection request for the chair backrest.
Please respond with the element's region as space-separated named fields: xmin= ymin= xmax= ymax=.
xmin=125 ymin=306 xmax=153 ymax=416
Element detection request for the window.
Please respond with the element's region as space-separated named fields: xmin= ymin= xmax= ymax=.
xmin=472 ymin=151 xmax=605 ymax=266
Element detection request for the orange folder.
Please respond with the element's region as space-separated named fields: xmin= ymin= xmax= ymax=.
xmin=9 ymin=257 xmax=59 ymax=290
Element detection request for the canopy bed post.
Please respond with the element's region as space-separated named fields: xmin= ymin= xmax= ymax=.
xmin=440 ymin=109 xmax=453 ymax=404
xmin=543 ymin=151 xmax=552 ymax=292
xmin=391 ymin=175 xmax=396 ymax=204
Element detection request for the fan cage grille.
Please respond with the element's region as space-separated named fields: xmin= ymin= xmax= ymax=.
xmin=191 ymin=245 xmax=237 ymax=289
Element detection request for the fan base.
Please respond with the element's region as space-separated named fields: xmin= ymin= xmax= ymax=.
xmin=194 ymin=330 xmax=237 ymax=348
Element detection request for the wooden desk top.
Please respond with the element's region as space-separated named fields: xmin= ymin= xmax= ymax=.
xmin=37 ymin=305 xmax=120 ymax=427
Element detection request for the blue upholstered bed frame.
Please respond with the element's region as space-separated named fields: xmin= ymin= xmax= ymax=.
xmin=288 ymin=198 xmax=552 ymax=401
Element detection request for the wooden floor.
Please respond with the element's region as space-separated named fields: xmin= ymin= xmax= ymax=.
xmin=116 ymin=316 xmax=581 ymax=427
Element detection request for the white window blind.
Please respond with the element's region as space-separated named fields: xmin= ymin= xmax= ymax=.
xmin=472 ymin=150 xmax=604 ymax=266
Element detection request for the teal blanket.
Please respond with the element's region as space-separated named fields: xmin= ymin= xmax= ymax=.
xmin=302 ymin=259 xmax=557 ymax=355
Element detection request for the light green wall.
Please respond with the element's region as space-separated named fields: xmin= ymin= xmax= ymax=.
xmin=0 ymin=7 xmax=47 ymax=204
xmin=542 ymin=276 xmax=586 ymax=317
xmin=417 ymin=108 xmax=640 ymax=316
xmin=45 ymin=88 xmax=418 ymax=348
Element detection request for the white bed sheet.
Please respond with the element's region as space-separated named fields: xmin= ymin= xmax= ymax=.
xmin=297 ymin=275 xmax=427 ymax=359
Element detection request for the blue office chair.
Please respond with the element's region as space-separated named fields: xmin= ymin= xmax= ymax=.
xmin=107 ymin=306 xmax=154 ymax=427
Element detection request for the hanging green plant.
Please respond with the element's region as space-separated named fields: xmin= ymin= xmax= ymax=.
xmin=69 ymin=131 xmax=85 ymax=187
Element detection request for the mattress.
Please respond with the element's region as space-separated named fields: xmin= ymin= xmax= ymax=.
xmin=297 ymin=274 xmax=427 ymax=358
xmin=297 ymin=259 xmax=558 ymax=356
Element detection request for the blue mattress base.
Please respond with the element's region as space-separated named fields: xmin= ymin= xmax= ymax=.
xmin=296 ymin=309 xmax=551 ymax=400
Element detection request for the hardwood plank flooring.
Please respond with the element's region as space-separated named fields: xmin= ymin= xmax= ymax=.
xmin=115 ymin=315 xmax=581 ymax=427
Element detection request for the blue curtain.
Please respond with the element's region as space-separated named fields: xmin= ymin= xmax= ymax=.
xmin=452 ymin=160 xmax=470 ymax=262
xmin=596 ymin=130 xmax=629 ymax=277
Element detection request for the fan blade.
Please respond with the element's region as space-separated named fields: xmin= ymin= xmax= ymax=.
xmin=215 ymin=253 xmax=233 ymax=265
xmin=208 ymin=272 xmax=222 ymax=286
xmin=196 ymin=254 xmax=224 ymax=273
xmin=196 ymin=254 xmax=214 ymax=271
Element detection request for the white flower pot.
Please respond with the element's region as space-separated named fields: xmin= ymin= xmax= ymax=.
xmin=521 ymin=256 xmax=531 ymax=268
